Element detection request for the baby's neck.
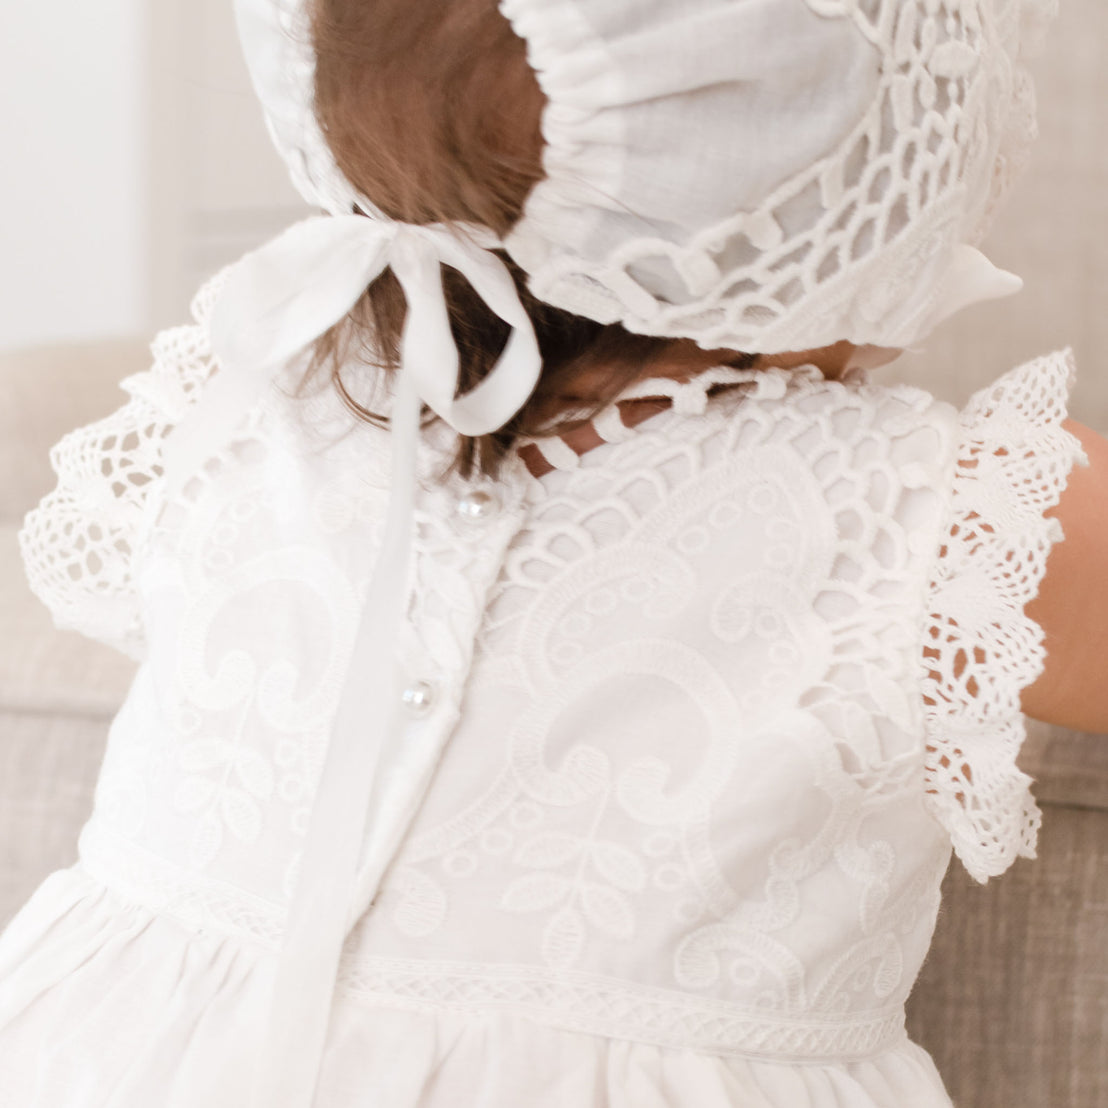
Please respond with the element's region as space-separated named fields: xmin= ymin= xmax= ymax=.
xmin=757 ymin=341 xmax=903 ymax=379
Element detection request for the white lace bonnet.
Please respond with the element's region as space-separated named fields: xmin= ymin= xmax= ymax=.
xmin=234 ymin=0 xmax=1054 ymax=359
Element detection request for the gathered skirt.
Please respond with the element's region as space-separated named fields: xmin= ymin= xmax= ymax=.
xmin=0 ymin=867 xmax=954 ymax=1108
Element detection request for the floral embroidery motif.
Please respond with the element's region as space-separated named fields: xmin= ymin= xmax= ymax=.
xmin=343 ymin=367 xmax=980 ymax=1037
xmin=174 ymin=738 xmax=276 ymax=868
xmin=502 ymin=802 xmax=649 ymax=969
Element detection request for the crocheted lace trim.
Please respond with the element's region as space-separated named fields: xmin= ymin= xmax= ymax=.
xmin=18 ymin=276 xmax=225 ymax=660
xmin=921 ymin=349 xmax=1084 ymax=882
xmin=79 ymin=820 xmax=287 ymax=951
xmin=516 ymin=364 xmax=834 ymax=473
xmin=337 ymin=955 xmax=907 ymax=1060
xmin=500 ymin=0 xmax=1052 ymax=351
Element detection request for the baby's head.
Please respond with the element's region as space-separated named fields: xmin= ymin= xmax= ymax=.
xmin=308 ymin=0 xmax=749 ymax=475
xmin=313 ymin=0 xmax=543 ymax=236
xmin=308 ymin=0 xmax=664 ymax=471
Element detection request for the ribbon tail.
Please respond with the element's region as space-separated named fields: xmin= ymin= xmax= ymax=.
xmin=249 ymin=368 xmax=422 ymax=1108
xmin=898 ymin=244 xmax=1023 ymax=350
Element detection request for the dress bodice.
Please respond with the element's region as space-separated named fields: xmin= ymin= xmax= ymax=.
xmin=5 ymin=278 xmax=1083 ymax=1106
xmin=339 ymin=368 xmax=958 ymax=1059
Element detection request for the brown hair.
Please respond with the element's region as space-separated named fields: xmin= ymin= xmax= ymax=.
xmin=308 ymin=0 xmax=749 ymax=476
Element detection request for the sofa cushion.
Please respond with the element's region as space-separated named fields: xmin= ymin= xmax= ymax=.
xmin=1 ymin=338 xmax=150 ymax=522
xmin=0 ymin=524 xmax=136 ymax=717
xmin=908 ymin=802 xmax=1108 ymax=1108
xmin=0 ymin=710 xmax=110 ymax=929
xmin=1022 ymin=720 xmax=1108 ymax=814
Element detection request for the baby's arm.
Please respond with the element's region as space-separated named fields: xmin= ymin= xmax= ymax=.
xmin=1022 ymin=420 xmax=1108 ymax=732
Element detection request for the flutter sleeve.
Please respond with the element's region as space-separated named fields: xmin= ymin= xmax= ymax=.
xmin=921 ymin=349 xmax=1087 ymax=882
xmin=17 ymin=274 xmax=225 ymax=661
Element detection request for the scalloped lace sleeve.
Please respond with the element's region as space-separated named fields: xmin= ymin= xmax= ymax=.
xmin=17 ymin=274 xmax=225 ymax=660
xmin=922 ymin=349 xmax=1086 ymax=882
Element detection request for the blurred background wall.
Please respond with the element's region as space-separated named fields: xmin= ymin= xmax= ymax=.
xmin=0 ymin=1 xmax=1104 ymax=420
xmin=0 ymin=0 xmax=305 ymax=355
xmin=889 ymin=0 xmax=1108 ymax=430
xmin=0 ymin=0 xmax=147 ymax=350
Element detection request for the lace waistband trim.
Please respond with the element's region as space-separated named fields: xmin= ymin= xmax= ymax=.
xmin=78 ymin=820 xmax=287 ymax=951
xmin=336 ymin=955 xmax=907 ymax=1061
xmin=77 ymin=825 xmax=907 ymax=1061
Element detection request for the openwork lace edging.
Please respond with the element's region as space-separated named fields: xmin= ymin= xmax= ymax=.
xmin=499 ymin=0 xmax=1047 ymax=352
xmin=921 ymin=350 xmax=1085 ymax=882
xmin=17 ymin=275 xmax=226 ymax=659
xmin=514 ymin=364 xmax=811 ymax=472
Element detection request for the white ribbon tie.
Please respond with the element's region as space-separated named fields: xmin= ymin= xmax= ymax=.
xmin=160 ymin=214 xmax=543 ymax=1108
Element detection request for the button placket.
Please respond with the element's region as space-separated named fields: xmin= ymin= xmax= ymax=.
xmin=360 ymin=477 xmax=525 ymax=917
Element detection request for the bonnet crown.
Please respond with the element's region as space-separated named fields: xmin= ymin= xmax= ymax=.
xmin=236 ymin=0 xmax=1056 ymax=354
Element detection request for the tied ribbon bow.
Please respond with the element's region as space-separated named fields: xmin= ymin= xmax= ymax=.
xmin=161 ymin=215 xmax=542 ymax=1108
xmin=164 ymin=215 xmax=542 ymax=496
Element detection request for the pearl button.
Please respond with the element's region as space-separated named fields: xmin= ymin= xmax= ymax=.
xmin=401 ymin=681 xmax=436 ymax=717
xmin=457 ymin=489 xmax=498 ymax=522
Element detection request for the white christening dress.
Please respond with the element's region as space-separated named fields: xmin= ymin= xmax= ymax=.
xmin=0 ymin=276 xmax=1085 ymax=1107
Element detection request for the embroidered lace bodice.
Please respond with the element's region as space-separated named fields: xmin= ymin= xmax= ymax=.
xmin=2 ymin=277 xmax=1083 ymax=1107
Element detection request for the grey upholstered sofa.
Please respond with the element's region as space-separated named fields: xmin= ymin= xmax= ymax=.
xmin=0 ymin=341 xmax=141 ymax=919
xmin=1 ymin=341 xmax=1105 ymax=1106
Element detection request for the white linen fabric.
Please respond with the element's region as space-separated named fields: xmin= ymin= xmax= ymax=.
xmin=2 ymin=272 xmax=1084 ymax=1105
xmin=236 ymin=0 xmax=1054 ymax=352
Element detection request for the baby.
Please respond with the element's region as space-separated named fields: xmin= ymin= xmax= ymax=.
xmin=2 ymin=1 xmax=1105 ymax=1106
